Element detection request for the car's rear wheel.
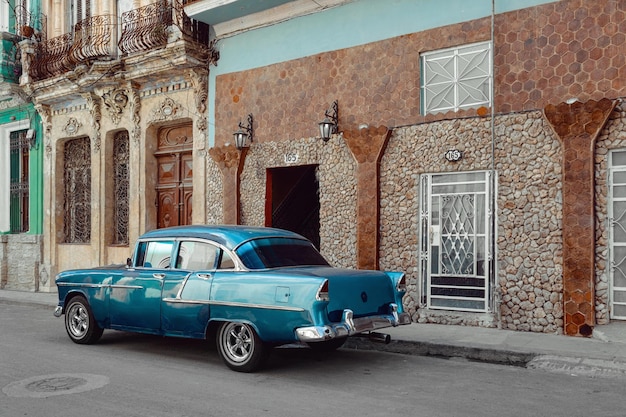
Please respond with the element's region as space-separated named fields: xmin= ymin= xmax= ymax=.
xmin=307 ymin=337 xmax=347 ymax=352
xmin=216 ymin=322 xmax=268 ymax=372
xmin=64 ymin=295 xmax=103 ymax=344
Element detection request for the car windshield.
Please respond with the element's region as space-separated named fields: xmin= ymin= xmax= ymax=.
xmin=236 ymin=237 xmax=330 ymax=269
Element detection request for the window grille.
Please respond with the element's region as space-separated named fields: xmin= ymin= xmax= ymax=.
xmin=9 ymin=130 xmax=30 ymax=233
xmin=421 ymin=41 xmax=492 ymax=115
xmin=63 ymin=137 xmax=91 ymax=243
xmin=113 ymin=131 xmax=129 ymax=245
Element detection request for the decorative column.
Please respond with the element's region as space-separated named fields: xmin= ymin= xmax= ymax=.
xmin=544 ymin=98 xmax=617 ymax=337
xmin=342 ymin=126 xmax=392 ymax=270
xmin=209 ymin=145 xmax=247 ymax=225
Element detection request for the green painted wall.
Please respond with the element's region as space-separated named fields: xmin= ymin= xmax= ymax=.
xmin=0 ymin=105 xmax=43 ymax=235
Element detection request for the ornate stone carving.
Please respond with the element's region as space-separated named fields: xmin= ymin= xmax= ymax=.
xmin=34 ymin=103 xmax=52 ymax=156
xmin=63 ymin=117 xmax=82 ymax=136
xmin=100 ymin=88 xmax=129 ymax=125
xmin=83 ymin=93 xmax=101 ymax=153
xmin=129 ymin=83 xmax=141 ymax=145
xmin=208 ymin=38 xmax=220 ymax=67
xmin=152 ymin=97 xmax=180 ymax=122
xmin=0 ymin=93 xmax=27 ymax=110
xmin=189 ymin=68 xmax=208 ymax=116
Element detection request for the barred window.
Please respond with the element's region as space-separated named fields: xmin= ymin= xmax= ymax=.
xmin=113 ymin=131 xmax=129 ymax=245
xmin=9 ymin=130 xmax=30 ymax=233
xmin=421 ymin=41 xmax=492 ymax=115
xmin=64 ymin=137 xmax=91 ymax=243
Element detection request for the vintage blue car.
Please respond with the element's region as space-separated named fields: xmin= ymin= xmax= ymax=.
xmin=54 ymin=225 xmax=411 ymax=372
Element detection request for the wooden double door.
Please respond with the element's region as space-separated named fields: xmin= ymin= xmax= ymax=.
xmin=156 ymin=123 xmax=193 ymax=228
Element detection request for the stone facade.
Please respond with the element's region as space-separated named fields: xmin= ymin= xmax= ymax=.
xmin=208 ymin=0 xmax=625 ymax=335
xmin=0 ymin=234 xmax=43 ymax=291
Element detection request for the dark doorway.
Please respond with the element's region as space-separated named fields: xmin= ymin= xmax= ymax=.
xmin=266 ymin=165 xmax=320 ymax=249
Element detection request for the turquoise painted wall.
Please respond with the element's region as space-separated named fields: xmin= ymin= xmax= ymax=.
xmin=0 ymin=0 xmax=44 ymax=234
xmin=0 ymin=105 xmax=43 ymax=235
xmin=207 ymin=0 xmax=557 ymax=146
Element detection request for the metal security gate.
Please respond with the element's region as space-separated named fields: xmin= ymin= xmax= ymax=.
xmin=420 ymin=171 xmax=493 ymax=312
xmin=608 ymin=150 xmax=626 ymax=319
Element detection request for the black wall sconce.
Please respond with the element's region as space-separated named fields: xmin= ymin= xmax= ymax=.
xmin=234 ymin=114 xmax=254 ymax=150
xmin=319 ymin=100 xmax=338 ymax=142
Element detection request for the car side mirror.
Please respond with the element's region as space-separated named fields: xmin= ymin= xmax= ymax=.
xmin=126 ymin=257 xmax=132 ymax=267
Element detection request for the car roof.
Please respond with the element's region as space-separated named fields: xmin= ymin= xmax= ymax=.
xmin=138 ymin=225 xmax=306 ymax=250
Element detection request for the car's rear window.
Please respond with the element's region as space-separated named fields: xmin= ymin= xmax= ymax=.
xmin=236 ymin=237 xmax=329 ymax=269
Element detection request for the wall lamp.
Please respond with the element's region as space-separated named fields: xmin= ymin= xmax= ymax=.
xmin=233 ymin=114 xmax=254 ymax=150
xmin=319 ymin=100 xmax=338 ymax=142
xmin=26 ymin=129 xmax=36 ymax=149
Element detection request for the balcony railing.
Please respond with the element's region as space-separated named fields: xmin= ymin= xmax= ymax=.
xmin=14 ymin=4 xmax=47 ymax=40
xmin=32 ymin=33 xmax=73 ymax=80
xmin=118 ymin=0 xmax=171 ymax=54
xmin=71 ymin=14 xmax=117 ymax=63
xmin=30 ymin=0 xmax=212 ymax=82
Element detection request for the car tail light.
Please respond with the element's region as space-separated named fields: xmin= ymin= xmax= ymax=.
xmin=396 ymin=274 xmax=407 ymax=292
xmin=316 ymin=280 xmax=329 ymax=301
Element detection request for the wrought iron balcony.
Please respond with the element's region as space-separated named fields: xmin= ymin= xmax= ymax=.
xmin=14 ymin=4 xmax=47 ymax=41
xmin=30 ymin=0 xmax=213 ymax=82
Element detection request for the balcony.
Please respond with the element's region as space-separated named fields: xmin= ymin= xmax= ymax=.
xmin=30 ymin=0 xmax=213 ymax=82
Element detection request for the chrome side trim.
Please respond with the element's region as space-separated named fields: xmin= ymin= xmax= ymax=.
xmin=110 ymin=285 xmax=144 ymax=290
xmin=162 ymin=297 xmax=305 ymax=312
xmin=55 ymin=283 xmax=143 ymax=290
xmin=56 ymin=283 xmax=107 ymax=288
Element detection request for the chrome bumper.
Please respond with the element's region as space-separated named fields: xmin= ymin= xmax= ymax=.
xmin=295 ymin=303 xmax=411 ymax=342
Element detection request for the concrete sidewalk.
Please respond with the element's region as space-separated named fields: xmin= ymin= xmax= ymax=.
xmin=3 ymin=289 xmax=626 ymax=378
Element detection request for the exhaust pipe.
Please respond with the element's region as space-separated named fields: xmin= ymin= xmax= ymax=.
xmin=368 ymin=332 xmax=391 ymax=344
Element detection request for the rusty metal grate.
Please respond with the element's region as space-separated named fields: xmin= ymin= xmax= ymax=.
xmin=113 ymin=131 xmax=129 ymax=245
xmin=63 ymin=138 xmax=91 ymax=244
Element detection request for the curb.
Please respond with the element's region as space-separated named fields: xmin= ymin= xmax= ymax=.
xmin=344 ymin=338 xmax=535 ymax=367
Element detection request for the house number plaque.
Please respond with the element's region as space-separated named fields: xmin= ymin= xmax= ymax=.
xmin=284 ymin=152 xmax=299 ymax=164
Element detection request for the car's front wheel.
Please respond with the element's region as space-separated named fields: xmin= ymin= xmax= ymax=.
xmin=216 ymin=322 xmax=268 ymax=372
xmin=64 ymin=295 xmax=103 ymax=344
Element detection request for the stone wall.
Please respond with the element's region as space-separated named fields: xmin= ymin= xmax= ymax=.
xmin=219 ymin=104 xmax=626 ymax=333
xmin=378 ymin=111 xmax=565 ymax=332
xmin=237 ymin=135 xmax=357 ymax=268
xmin=0 ymin=234 xmax=43 ymax=291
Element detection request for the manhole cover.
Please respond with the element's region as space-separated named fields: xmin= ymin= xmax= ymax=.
xmin=3 ymin=374 xmax=109 ymax=398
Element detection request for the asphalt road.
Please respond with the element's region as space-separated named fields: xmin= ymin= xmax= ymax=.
xmin=1 ymin=303 xmax=624 ymax=417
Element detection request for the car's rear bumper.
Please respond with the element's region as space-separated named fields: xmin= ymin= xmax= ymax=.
xmin=295 ymin=303 xmax=411 ymax=342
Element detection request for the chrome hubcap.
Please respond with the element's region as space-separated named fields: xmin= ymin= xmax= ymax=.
xmin=67 ymin=303 xmax=88 ymax=338
xmin=223 ymin=323 xmax=253 ymax=363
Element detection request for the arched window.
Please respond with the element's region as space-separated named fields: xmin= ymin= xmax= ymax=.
xmin=63 ymin=137 xmax=91 ymax=243
xmin=112 ymin=131 xmax=129 ymax=245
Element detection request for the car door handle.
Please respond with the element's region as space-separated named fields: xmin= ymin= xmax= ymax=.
xmin=197 ymin=273 xmax=212 ymax=280
xmin=153 ymin=273 xmax=165 ymax=279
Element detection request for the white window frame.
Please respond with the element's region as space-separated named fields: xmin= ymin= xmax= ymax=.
xmin=0 ymin=119 xmax=31 ymax=233
xmin=421 ymin=41 xmax=492 ymax=115
xmin=608 ymin=149 xmax=626 ymax=320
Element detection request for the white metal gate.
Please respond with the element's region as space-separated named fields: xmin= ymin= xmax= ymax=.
xmin=608 ymin=150 xmax=626 ymax=319
xmin=420 ymin=171 xmax=493 ymax=312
